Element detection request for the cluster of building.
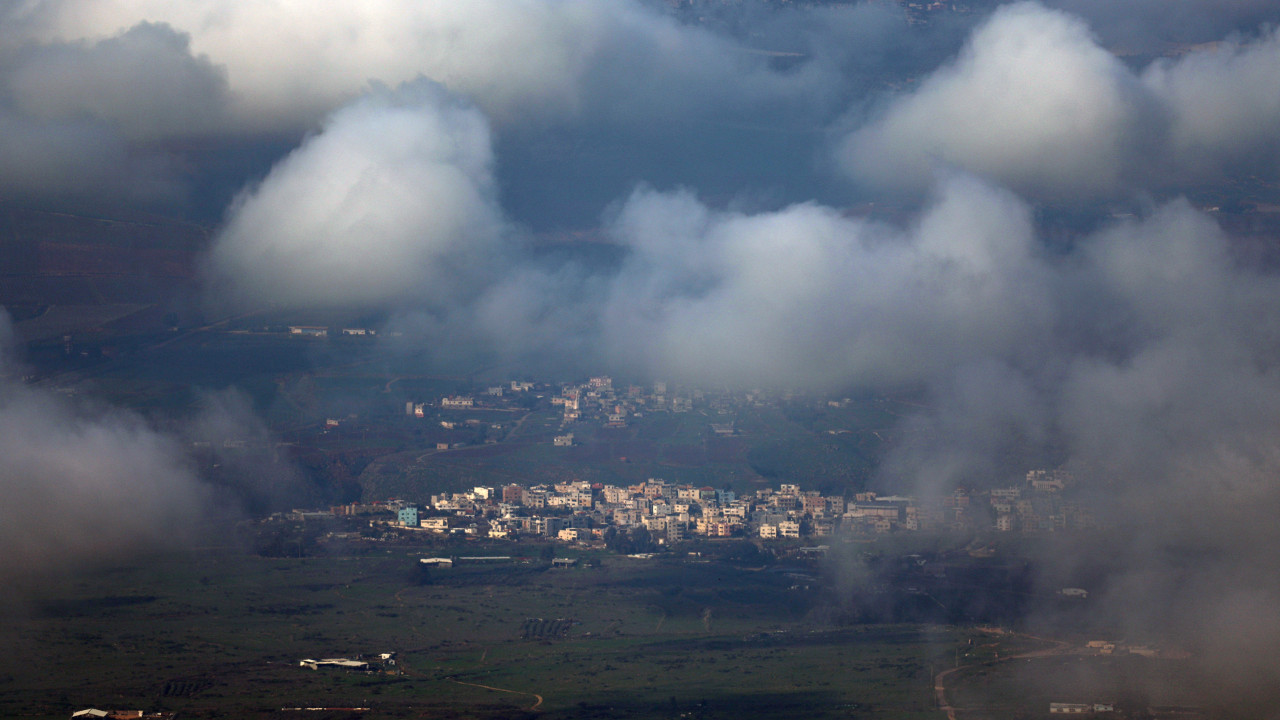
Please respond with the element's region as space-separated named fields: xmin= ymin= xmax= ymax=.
xmin=405 ymin=376 xmax=699 ymax=435
xmin=547 ymin=376 xmax=694 ymax=428
xmin=322 ymin=467 xmax=1094 ymax=545
xmin=334 ymin=375 xmax=1100 ymax=540
xmin=298 ymin=653 xmax=395 ymax=672
xmin=1079 ymin=641 xmax=1187 ymax=660
xmin=1049 ymin=703 xmax=1114 ymax=715
xmin=893 ymin=0 xmax=975 ymax=26
xmin=983 ymin=469 xmax=1095 ymax=533
xmin=287 ymin=325 xmax=376 ymax=337
xmin=71 ymin=711 xmax=174 ymax=720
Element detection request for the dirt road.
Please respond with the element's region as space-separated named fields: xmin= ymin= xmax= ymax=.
xmin=934 ymin=630 xmax=1072 ymax=719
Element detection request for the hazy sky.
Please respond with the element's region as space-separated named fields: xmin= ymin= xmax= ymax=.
xmin=5 ymin=0 xmax=1280 ymax=686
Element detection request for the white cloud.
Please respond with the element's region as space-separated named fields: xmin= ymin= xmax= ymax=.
xmin=597 ymin=174 xmax=1053 ymax=388
xmin=838 ymin=1 xmax=1146 ymax=197
xmin=837 ymin=1 xmax=1280 ymax=197
xmin=204 ymin=80 xmax=506 ymax=310
xmin=1141 ymin=27 xmax=1280 ymax=175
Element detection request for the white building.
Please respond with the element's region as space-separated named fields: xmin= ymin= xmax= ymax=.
xmin=300 ymin=658 xmax=369 ymax=670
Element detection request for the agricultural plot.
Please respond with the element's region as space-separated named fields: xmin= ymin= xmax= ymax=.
xmin=1 ymin=547 xmax=960 ymax=720
xmin=520 ymin=617 xmax=577 ymax=640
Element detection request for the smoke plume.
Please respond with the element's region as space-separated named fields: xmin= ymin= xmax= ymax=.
xmin=0 ymin=313 xmax=210 ymax=582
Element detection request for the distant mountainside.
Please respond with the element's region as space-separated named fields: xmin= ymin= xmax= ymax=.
xmin=0 ymin=205 xmax=211 ymax=344
xmin=0 ymin=205 xmax=209 ymax=305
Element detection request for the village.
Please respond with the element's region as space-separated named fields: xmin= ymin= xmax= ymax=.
xmin=302 ymin=466 xmax=1094 ymax=548
xmin=279 ymin=373 xmax=1103 ymax=546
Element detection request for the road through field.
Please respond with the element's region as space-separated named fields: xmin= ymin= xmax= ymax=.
xmin=447 ymin=678 xmax=544 ymax=711
xmin=934 ymin=630 xmax=1072 ymax=719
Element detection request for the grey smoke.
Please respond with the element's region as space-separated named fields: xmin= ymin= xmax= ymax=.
xmin=0 ymin=315 xmax=305 ymax=583
xmin=0 ymin=0 xmax=907 ymax=214
xmin=0 ymin=312 xmax=209 ymax=581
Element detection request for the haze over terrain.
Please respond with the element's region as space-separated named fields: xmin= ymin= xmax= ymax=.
xmin=4 ymin=0 xmax=1280 ymax=703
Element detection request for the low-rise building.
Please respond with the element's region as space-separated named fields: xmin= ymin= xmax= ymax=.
xmin=398 ymin=507 xmax=419 ymax=527
xmin=300 ymin=658 xmax=370 ymax=671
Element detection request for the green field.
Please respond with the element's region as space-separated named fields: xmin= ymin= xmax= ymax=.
xmin=355 ymin=398 xmax=897 ymax=502
xmin=2 ymin=546 xmax=960 ymax=719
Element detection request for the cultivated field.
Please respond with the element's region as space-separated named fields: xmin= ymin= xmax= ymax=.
xmin=2 ymin=546 xmax=959 ymax=719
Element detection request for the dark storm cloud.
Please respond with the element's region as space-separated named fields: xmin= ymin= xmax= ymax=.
xmin=0 ymin=19 xmax=230 ymax=201
xmin=0 ymin=0 xmax=925 ymax=222
xmin=2 ymin=0 xmax=1274 ymax=209
xmin=0 ymin=111 xmax=135 ymax=195
xmin=1045 ymin=0 xmax=1280 ymax=55
xmin=8 ymin=0 xmax=873 ymax=131
xmin=5 ymin=21 xmax=229 ymax=140
xmin=0 ymin=113 xmax=192 ymax=204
